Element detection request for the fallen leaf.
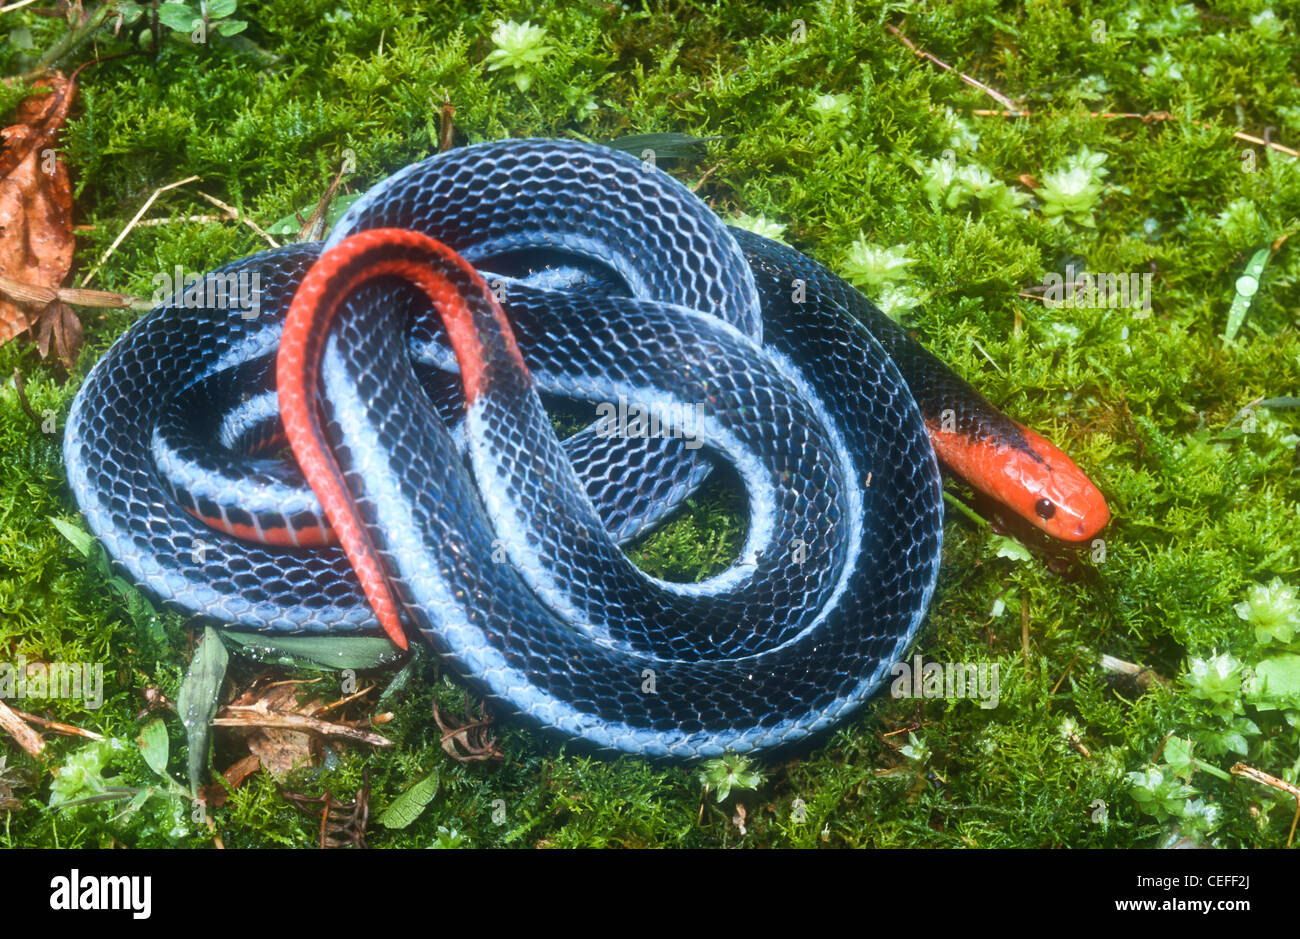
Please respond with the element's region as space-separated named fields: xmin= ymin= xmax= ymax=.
xmin=0 ymin=73 xmax=78 ymax=353
xmin=32 ymin=298 xmax=81 ymax=368
xmin=377 ymin=771 xmax=439 ymax=830
xmin=220 ymin=753 xmax=261 ymax=790
xmin=237 ymin=681 xmax=318 ymax=781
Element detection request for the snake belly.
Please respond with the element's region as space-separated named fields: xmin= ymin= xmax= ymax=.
xmin=65 ymin=138 xmax=949 ymax=759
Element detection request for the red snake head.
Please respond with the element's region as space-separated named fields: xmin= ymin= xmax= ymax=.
xmin=928 ymin=421 xmax=1110 ymax=542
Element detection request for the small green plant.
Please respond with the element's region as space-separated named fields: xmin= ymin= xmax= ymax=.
xmin=730 ymin=213 xmax=788 ymax=244
xmin=1235 ymin=578 xmax=1300 ymax=647
xmin=430 ymin=825 xmax=468 ymax=848
xmin=483 ymin=20 xmax=554 ymax=92
xmin=154 ymin=0 xmax=248 ymax=41
xmin=840 ymin=238 xmax=923 ymax=318
xmin=921 ymin=159 xmax=1028 ymax=216
xmin=698 ymin=753 xmax=763 ymax=802
xmin=1038 ymin=147 xmax=1109 ymax=227
xmin=809 ymin=92 xmax=854 ymax=128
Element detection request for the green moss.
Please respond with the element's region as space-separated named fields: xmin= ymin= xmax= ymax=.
xmin=1 ymin=0 xmax=1297 ymax=848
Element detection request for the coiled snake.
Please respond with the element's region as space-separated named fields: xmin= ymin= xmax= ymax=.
xmin=65 ymin=139 xmax=1108 ymax=758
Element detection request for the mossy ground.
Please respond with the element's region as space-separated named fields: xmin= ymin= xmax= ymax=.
xmin=1 ymin=0 xmax=1298 ymax=848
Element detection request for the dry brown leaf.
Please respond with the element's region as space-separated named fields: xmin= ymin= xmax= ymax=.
xmin=32 ymin=298 xmax=81 ymax=368
xmin=216 ymin=675 xmax=391 ymax=783
xmin=220 ymin=753 xmax=262 ymax=789
xmin=236 ymin=683 xmax=319 ymax=782
xmin=246 ymin=726 xmax=318 ymax=781
xmin=0 ymin=72 xmax=78 ymax=354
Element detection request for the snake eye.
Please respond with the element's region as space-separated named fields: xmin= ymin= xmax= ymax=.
xmin=1034 ymin=498 xmax=1056 ymax=520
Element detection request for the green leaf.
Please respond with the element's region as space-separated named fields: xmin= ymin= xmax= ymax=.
xmin=223 ymin=631 xmax=402 ymax=671
xmin=50 ymin=517 xmax=95 ymax=557
xmin=1245 ymin=655 xmax=1300 ymax=710
xmin=115 ymin=1 xmax=144 ymax=26
xmin=1223 ymin=247 xmax=1270 ymax=344
xmin=377 ymin=647 xmax=424 ymax=706
xmin=991 ymin=535 xmax=1033 ymax=563
xmin=137 ymin=719 xmax=170 ymax=779
xmin=215 ymin=19 xmax=248 ymax=37
xmin=176 ymin=627 xmax=228 ymax=797
xmin=157 ymin=2 xmax=201 ymax=32
xmin=1162 ymin=736 xmax=1195 ymax=782
xmin=378 ymin=771 xmax=440 ymax=829
xmin=267 ymin=192 xmax=364 ymax=238
xmin=206 ymin=0 xmax=238 ymax=18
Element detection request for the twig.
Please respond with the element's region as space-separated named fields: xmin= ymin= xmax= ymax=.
xmin=1230 ymin=763 xmax=1300 ymax=848
xmin=439 ymin=94 xmax=456 ymax=152
xmin=1020 ymin=594 xmax=1031 ymax=667
xmin=1099 ymin=654 xmax=1171 ymax=690
xmin=972 ymin=108 xmax=1300 ymax=159
xmin=0 ymin=700 xmax=44 ymax=756
xmin=691 ymin=162 xmax=723 ymax=193
xmin=80 ymin=175 xmax=201 ymax=287
xmin=204 ymin=813 xmax=225 ymax=849
xmin=431 ymin=691 xmax=503 ymax=762
xmin=76 ymin=215 xmax=224 ymax=230
xmin=213 ymin=701 xmax=392 ymax=747
xmin=194 ymin=191 xmax=281 ymax=248
xmin=5 ymin=707 xmax=102 ymax=740
xmin=0 ymin=0 xmax=41 ymax=13
xmin=0 ymin=273 xmax=148 ymax=311
xmin=290 ymin=151 xmax=356 ymax=243
xmin=317 ymin=685 xmax=377 ymax=717
xmin=886 ymin=24 xmax=1021 ymax=114
xmin=10 ymin=369 xmax=41 ymax=427
xmin=280 ymin=773 xmax=371 ymax=848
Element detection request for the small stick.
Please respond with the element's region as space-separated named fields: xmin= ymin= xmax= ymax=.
xmin=291 ymin=155 xmax=353 ymax=243
xmin=6 ymin=707 xmax=102 ymax=740
xmin=204 ymin=813 xmax=225 ymax=849
xmin=439 ymin=94 xmax=456 ymax=152
xmin=317 ymin=685 xmax=377 ymax=716
xmin=1099 ymin=654 xmax=1171 ymax=690
xmin=972 ymin=108 xmax=1300 ymax=159
xmin=1230 ymin=763 xmax=1300 ymax=847
xmin=1050 ymin=652 xmax=1080 ymax=696
xmin=80 ymin=175 xmax=201 ymax=288
xmin=1064 ymin=727 xmax=1092 ymax=759
xmin=214 ymin=702 xmax=392 ymax=747
xmin=10 ymin=368 xmax=41 ymax=427
xmin=886 ymin=24 xmax=1021 ymax=113
xmin=691 ymin=163 xmax=723 ymax=193
xmin=0 ymin=273 xmax=148 ymax=311
xmin=0 ymin=700 xmax=44 ymax=756
xmin=194 ymin=191 xmax=281 ymax=248
xmin=1020 ymin=595 xmax=1031 ymax=667
xmin=73 ymin=215 xmax=225 ymax=230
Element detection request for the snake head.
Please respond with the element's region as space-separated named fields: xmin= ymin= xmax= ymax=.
xmin=928 ymin=420 xmax=1110 ymax=543
xmin=1000 ymin=424 xmax=1111 ymax=542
